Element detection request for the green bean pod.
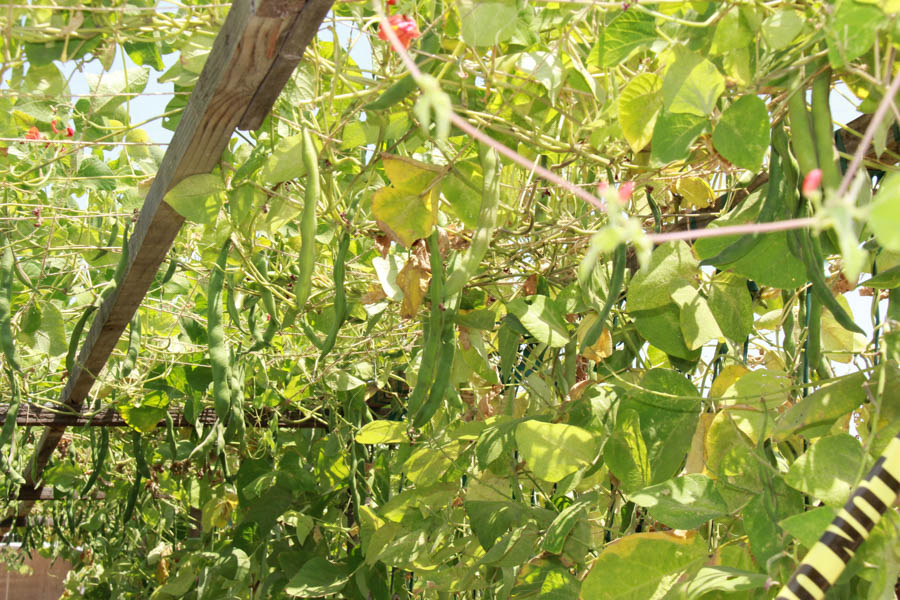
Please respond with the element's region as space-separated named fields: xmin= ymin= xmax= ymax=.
xmin=807 ymin=292 xmax=823 ymax=371
xmin=701 ymin=128 xmax=788 ymax=267
xmin=295 ymin=128 xmax=320 ymax=309
xmin=444 ymin=145 xmax=500 ymax=299
xmin=80 ymin=427 xmax=109 ymax=496
xmin=781 ymin=291 xmax=796 ymax=363
xmin=414 ymin=309 xmax=457 ymax=428
xmin=159 ymin=256 xmax=178 ymax=287
xmin=407 ymin=232 xmax=443 ymax=419
xmin=0 ymin=370 xmax=20 ymax=452
xmin=122 ymin=471 xmax=141 ymax=524
xmin=163 ymin=411 xmax=178 ymax=461
xmin=66 ymin=305 xmax=97 ymax=375
xmin=0 ymin=237 xmax=20 ymax=371
xmin=208 ymin=241 xmax=232 ymax=419
xmin=580 ymin=243 xmax=626 ymax=354
xmin=101 ymin=223 xmax=131 ymax=303
xmin=319 ymin=233 xmax=350 ymax=361
xmin=793 ymin=229 xmax=864 ymax=334
xmin=188 ymin=421 xmax=220 ymax=461
xmin=786 ymin=86 xmax=819 ymax=177
xmin=810 ymin=68 xmax=841 ymax=191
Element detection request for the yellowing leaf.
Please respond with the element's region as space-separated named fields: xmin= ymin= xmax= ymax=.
xmin=675 ymin=177 xmax=714 ymax=209
xmin=577 ymin=313 xmax=612 ymax=360
xmin=355 ymin=421 xmax=408 ymax=444
xmin=581 ymin=531 xmax=707 ymax=599
xmin=163 ymin=173 xmax=225 ymax=225
xmin=515 ymin=421 xmax=598 ymax=483
xmin=396 ymin=257 xmax=429 ymax=319
xmin=372 ymin=155 xmax=442 ymax=247
xmin=618 ymin=73 xmax=662 ymax=153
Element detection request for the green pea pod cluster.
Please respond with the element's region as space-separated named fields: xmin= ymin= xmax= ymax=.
xmin=444 ymin=144 xmax=500 ymax=298
xmin=0 ymin=236 xmax=20 ymax=371
xmin=407 ymin=232 xmax=444 ymax=423
xmin=208 ymin=241 xmax=232 ymax=420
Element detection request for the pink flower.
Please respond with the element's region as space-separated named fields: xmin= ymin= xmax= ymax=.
xmin=802 ymin=169 xmax=822 ymax=196
xmin=378 ymin=14 xmax=421 ymax=50
xmin=618 ymin=181 xmax=635 ymax=202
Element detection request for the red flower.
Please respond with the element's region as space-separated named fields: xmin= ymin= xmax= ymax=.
xmin=386 ymin=0 xmax=396 ymax=4
xmin=24 ymin=126 xmax=42 ymax=141
xmin=802 ymin=169 xmax=822 ymax=196
xmin=66 ymin=126 xmax=74 ymax=137
xmin=378 ymin=14 xmax=421 ymax=50
xmin=51 ymin=119 xmax=60 ymax=134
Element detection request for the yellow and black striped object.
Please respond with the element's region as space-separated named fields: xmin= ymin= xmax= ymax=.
xmin=776 ymin=431 xmax=900 ymax=600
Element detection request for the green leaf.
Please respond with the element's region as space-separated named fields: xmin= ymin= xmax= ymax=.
xmin=20 ymin=301 xmax=67 ymax=357
xmin=629 ymin=474 xmax=728 ymax=530
xmin=622 ymin=369 xmax=701 ymax=484
xmin=404 ymin=444 xmax=455 ymax=486
xmin=355 ymin=421 xmax=408 ymax=444
xmin=458 ymin=0 xmax=520 ymax=47
xmin=662 ymin=47 xmax=725 ymax=117
xmin=694 ymin=192 xmax=806 ymax=288
xmin=774 ymin=371 xmax=867 ymax=440
xmin=86 ymin=67 xmax=149 ymax=116
xmin=671 ymin=284 xmax=723 ymax=350
xmin=466 ymin=500 xmax=527 ymax=549
xmin=712 ymin=95 xmax=769 ymax=171
xmin=515 ymin=420 xmax=597 ymax=482
xmin=517 ymin=52 xmax=564 ymax=101
xmin=505 ymin=295 xmax=570 ymax=348
xmin=784 ymin=433 xmax=865 ymax=507
xmin=581 ymin=531 xmax=708 ymax=599
xmin=708 ymin=272 xmax=754 ymax=342
xmin=618 ymin=73 xmax=663 ymax=153
xmin=262 ymin=134 xmax=315 ymax=184
xmin=861 ymin=265 xmax=900 ymax=289
xmin=627 ymin=241 xmax=699 ymax=312
xmin=826 ymin=0 xmax=882 ymax=68
xmin=869 ymin=172 xmax=900 ymax=252
xmin=76 ymin=157 xmax=116 ymax=192
xmin=163 ymin=173 xmax=225 ymax=225
xmin=682 ymin=566 xmax=769 ymax=598
xmin=118 ymin=391 xmax=170 ymax=433
xmin=329 ymin=370 xmax=365 ymax=391
xmin=371 ymin=155 xmax=442 ymax=247
xmin=601 ymin=9 xmax=657 ymax=67
xmin=650 ymin=111 xmax=707 ymax=164
xmin=761 ymin=9 xmax=804 ymax=50
xmin=284 ymin=557 xmax=351 ymax=597
xmin=633 ymin=303 xmax=701 ymax=361
xmin=605 ymin=408 xmax=651 ymax=492
xmin=779 ymin=506 xmax=838 ymax=549
xmin=540 ymin=501 xmax=589 ymax=555
xmin=42 ymin=461 xmax=83 ymax=492
xmin=512 ymin=558 xmax=581 ymax=600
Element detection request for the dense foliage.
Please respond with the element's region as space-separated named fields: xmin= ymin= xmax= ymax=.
xmin=1 ymin=0 xmax=900 ymax=598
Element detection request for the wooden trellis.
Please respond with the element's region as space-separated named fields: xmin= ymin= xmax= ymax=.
xmin=0 ymin=0 xmax=334 ymax=535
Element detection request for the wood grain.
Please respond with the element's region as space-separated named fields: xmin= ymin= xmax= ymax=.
xmin=2 ymin=0 xmax=331 ymax=534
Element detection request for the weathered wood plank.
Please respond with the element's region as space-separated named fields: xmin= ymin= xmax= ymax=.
xmin=0 ymin=395 xmax=391 ymax=429
xmin=2 ymin=0 xmax=331 ymax=533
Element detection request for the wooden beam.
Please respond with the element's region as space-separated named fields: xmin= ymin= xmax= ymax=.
xmin=0 ymin=395 xmax=392 ymax=429
xmin=3 ymin=0 xmax=333 ymax=535
xmin=15 ymin=486 xmax=106 ymax=501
